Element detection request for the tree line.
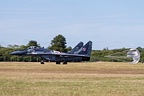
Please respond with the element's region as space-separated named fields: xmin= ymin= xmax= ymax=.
xmin=0 ymin=34 xmax=144 ymax=62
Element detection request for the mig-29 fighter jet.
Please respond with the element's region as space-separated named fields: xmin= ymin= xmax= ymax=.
xmin=10 ymin=41 xmax=92 ymax=64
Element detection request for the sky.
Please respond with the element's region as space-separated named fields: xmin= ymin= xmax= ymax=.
xmin=0 ymin=0 xmax=144 ymax=50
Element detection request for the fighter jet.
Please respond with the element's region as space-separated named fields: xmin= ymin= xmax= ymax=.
xmin=10 ymin=41 xmax=92 ymax=64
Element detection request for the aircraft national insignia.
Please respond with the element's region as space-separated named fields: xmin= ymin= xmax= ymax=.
xmin=82 ymin=48 xmax=86 ymax=51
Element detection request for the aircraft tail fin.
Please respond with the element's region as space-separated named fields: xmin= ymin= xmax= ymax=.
xmin=77 ymin=41 xmax=92 ymax=56
xmin=67 ymin=41 xmax=83 ymax=54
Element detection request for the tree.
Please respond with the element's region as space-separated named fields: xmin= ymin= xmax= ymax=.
xmin=7 ymin=44 xmax=19 ymax=49
xmin=66 ymin=46 xmax=72 ymax=52
xmin=27 ymin=40 xmax=40 ymax=47
xmin=48 ymin=34 xmax=67 ymax=52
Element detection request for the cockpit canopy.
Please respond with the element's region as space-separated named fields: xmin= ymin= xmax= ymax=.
xmin=26 ymin=46 xmax=51 ymax=53
xmin=27 ymin=46 xmax=41 ymax=50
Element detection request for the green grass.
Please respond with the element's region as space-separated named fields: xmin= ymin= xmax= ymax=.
xmin=0 ymin=62 xmax=144 ymax=96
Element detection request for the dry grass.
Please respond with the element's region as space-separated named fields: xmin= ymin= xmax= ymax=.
xmin=0 ymin=62 xmax=144 ymax=96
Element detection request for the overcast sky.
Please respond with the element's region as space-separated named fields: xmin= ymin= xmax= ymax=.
xmin=0 ymin=0 xmax=144 ymax=50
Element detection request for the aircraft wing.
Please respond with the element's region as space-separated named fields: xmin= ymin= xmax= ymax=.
xmin=27 ymin=52 xmax=89 ymax=57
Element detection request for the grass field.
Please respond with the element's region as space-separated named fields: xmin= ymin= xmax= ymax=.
xmin=0 ymin=62 xmax=144 ymax=96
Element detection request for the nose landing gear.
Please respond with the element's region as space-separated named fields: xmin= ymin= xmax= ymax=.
xmin=40 ymin=60 xmax=44 ymax=64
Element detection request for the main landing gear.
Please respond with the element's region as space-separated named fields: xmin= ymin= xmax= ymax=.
xmin=56 ymin=61 xmax=67 ymax=65
xmin=40 ymin=60 xmax=67 ymax=65
xmin=63 ymin=61 xmax=67 ymax=65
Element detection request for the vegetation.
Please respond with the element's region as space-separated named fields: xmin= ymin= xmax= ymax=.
xmin=90 ymin=48 xmax=133 ymax=62
xmin=0 ymin=34 xmax=144 ymax=62
xmin=48 ymin=34 xmax=71 ymax=52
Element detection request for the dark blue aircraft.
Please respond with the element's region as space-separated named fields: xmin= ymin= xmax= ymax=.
xmin=10 ymin=41 xmax=92 ymax=64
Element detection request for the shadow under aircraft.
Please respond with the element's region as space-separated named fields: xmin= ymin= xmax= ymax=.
xmin=10 ymin=41 xmax=92 ymax=64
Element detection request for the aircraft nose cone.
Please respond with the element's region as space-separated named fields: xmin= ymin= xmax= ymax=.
xmin=10 ymin=51 xmax=21 ymax=55
xmin=10 ymin=51 xmax=15 ymax=55
xmin=10 ymin=51 xmax=27 ymax=55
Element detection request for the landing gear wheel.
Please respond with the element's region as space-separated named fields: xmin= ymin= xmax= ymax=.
xmin=63 ymin=61 xmax=67 ymax=65
xmin=56 ymin=61 xmax=60 ymax=64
